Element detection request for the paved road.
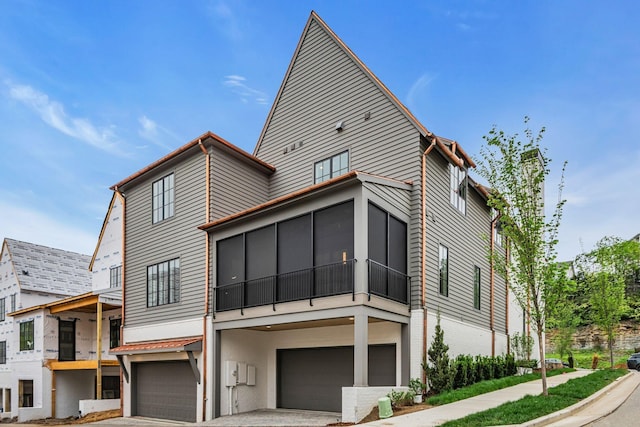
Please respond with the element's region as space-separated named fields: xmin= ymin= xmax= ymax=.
xmin=585 ymin=375 xmax=640 ymax=427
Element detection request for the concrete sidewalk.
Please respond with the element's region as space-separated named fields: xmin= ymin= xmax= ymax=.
xmin=362 ymin=369 xmax=626 ymax=427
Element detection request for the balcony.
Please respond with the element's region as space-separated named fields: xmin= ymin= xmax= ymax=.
xmin=214 ymin=259 xmax=409 ymax=313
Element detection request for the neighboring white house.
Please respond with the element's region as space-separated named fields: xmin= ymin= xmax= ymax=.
xmin=0 ymin=238 xmax=92 ymax=421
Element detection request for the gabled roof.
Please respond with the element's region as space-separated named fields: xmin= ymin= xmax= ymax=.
xmin=89 ymin=192 xmax=123 ymax=271
xmin=2 ymin=238 xmax=91 ymax=296
xmin=111 ymin=131 xmax=275 ymax=191
xmin=253 ymin=11 xmax=474 ymax=168
xmin=9 ymin=291 xmax=121 ymax=317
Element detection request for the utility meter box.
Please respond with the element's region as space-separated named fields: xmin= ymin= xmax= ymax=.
xmin=225 ymin=360 xmax=237 ymax=386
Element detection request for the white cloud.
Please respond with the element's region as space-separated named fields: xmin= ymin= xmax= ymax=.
xmin=5 ymin=81 xmax=128 ymax=156
xmin=223 ymin=75 xmax=269 ymax=105
xmin=209 ymin=0 xmax=243 ymax=41
xmin=406 ymin=73 xmax=436 ymax=110
xmin=0 ymin=201 xmax=97 ymax=256
xmin=137 ymin=115 xmax=176 ymax=150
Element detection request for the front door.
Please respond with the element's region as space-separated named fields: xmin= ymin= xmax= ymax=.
xmin=58 ymin=320 xmax=75 ymax=361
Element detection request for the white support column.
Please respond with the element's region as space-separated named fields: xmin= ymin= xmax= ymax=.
xmin=353 ymin=311 xmax=368 ymax=387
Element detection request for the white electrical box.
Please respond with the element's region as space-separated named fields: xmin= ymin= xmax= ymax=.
xmin=247 ymin=365 xmax=256 ymax=386
xmin=225 ymin=360 xmax=237 ymax=386
xmin=237 ymin=362 xmax=247 ymax=384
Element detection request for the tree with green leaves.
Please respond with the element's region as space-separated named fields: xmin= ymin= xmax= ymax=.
xmin=477 ymin=117 xmax=566 ymax=396
xmin=422 ymin=313 xmax=454 ymax=394
xmin=545 ymin=262 xmax=579 ymax=360
xmin=575 ymin=236 xmax=640 ymax=366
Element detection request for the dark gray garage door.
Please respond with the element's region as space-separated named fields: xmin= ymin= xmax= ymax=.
xmin=277 ymin=344 xmax=395 ymax=412
xmin=132 ymin=361 xmax=197 ymax=422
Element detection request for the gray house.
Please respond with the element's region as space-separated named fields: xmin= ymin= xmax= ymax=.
xmin=111 ymin=11 xmax=510 ymax=423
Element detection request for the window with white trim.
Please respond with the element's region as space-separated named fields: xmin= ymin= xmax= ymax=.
xmin=439 ymin=244 xmax=449 ymax=296
xmin=147 ymin=258 xmax=180 ymax=307
xmin=449 ymin=164 xmax=467 ymax=214
xmin=314 ymin=151 xmax=348 ymax=184
xmin=110 ymin=265 xmax=122 ymax=288
xmin=152 ymin=173 xmax=175 ymax=223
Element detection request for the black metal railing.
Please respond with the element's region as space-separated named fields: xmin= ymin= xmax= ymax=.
xmin=215 ymin=259 xmax=356 ymax=313
xmin=367 ymin=259 xmax=410 ymax=304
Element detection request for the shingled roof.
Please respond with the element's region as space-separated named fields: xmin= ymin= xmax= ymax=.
xmin=3 ymin=238 xmax=91 ymax=296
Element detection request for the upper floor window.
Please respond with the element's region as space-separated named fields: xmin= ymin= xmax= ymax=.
xmin=314 ymin=151 xmax=349 ymax=184
xmin=473 ymin=266 xmax=481 ymax=310
xmin=19 ymin=320 xmax=34 ymax=351
xmin=147 ymin=258 xmax=180 ymax=307
xmin=0 ymin=298 xmax=5 ymax=321
xmin=152 ymin=173 xmax=175 ymax=223
xmin=110 ymin=265 xmax=122 ymax=288
xmin=439 ymin=244 xmax=449 ymax=297
xmin=0 ymin=341 xmax=5 ymax=364
xmin=449 ymin=164 xmax=467 ymax=214
xmin=10 ymin=293 xmax=16 ymax=312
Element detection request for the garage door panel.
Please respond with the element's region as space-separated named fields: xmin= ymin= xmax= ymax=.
xmin=278 ymin=344 xmax=395 ymax=412
xmin=133 ymin=361 xmax=196 ymax=422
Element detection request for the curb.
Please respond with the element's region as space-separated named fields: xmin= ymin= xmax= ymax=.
xmin=520 ymin=371 xmax=636 ymax=427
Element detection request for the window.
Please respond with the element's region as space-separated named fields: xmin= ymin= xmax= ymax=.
xmin=99 ymin=376 xmax=120 ymax=399
xmin=493 ymin=224 xmax=503 ymax=247
xmin=152 ymin=173 xmax=175 ymax=223
xmin=58 ymin=320 xmax=75 ymax=361
xmin=18 ymin=380 xmax=33 ymax=408
xmin=10 ymin=294 xmax=15 ymax=312
xmin=0 ymin=341 xmax=5 ymax=364
xmin=110 ymin=265 xmax=122 ymax=288
xmin=474 ymin=266 xmax=481 ymax=310
xmin=0 ymin=298 xmax=4 ymax=321
xmin=20 ymin=321 xmax=34 ymax=351
xmin=314 ymin=151 xmax=349 ymax=184
xmin=109 ymin=318 xmax=121 ymax=349
xmin=439 ymin=245 xmax=449 ymax=296
xmin=147 ymin=258 xmax=180 ymax=307
xmin=449 ymin=164 xmax=467 ymax=214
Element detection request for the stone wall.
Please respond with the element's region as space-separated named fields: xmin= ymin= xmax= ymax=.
xmin=546 ymin=321 xmax=640 ymax=352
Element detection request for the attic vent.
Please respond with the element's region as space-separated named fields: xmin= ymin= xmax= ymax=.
xmin=22 ymin=270 xmax=29 ymax=276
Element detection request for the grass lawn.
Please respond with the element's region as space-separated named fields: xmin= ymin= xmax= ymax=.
xmin=427 ymin=368 xmax=574 ymax=406
xmin=440 ymin=368 xmax=627 ymax=427
xmin=547 ymin=348 xmax=631 ymax=369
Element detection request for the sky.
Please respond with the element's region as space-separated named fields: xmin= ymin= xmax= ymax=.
xmin=0 ymin=0 xmax=638 ymax=261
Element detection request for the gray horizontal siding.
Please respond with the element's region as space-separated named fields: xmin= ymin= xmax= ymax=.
xmin=124 ymin=152 xmax=207 ymax=327
xmin=210 ymin=146 xmax=270 ymax=221
xmin=424 ymin=151 xmax=496 ymax=329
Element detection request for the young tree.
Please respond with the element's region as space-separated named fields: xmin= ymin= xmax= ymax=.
xmin=477 ymin=117 xmax=566 ymax=396
xmin=545 ymin=263 xmax=579 ymax=361
xmin=422 ymin=313 xmax=454 ymax=394
xmin=575 ymin=236 xmax=640 ymax=366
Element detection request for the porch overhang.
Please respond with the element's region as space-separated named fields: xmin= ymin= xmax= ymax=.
xmin=110 ymin=337 xmax=203 ymax=384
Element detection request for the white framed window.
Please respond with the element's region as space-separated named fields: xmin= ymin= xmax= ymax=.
xmin=439 ymin=244 xmax=449 ymax=296
xmin=152 ymin=173 xmax=175 ymax=223
xmin=314 ymin=151 xmax=349 ymax=184
xmin=449 ymin=164 xmax=467 ymax=214
xmin=110 ymin=265 xmax=122 ymax=288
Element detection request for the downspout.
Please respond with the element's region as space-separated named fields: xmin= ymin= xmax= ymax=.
xmin=114 ymin=188 xmax=125 ymax=416
xmin=490 ymin=212 xmax=501 ymax=357
xmin=199 ymin=139 xmax=210 ymax=421
xmin=421 ymin=137 xmax=437 ymax=386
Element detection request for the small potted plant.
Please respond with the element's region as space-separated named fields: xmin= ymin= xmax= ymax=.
xmin=409 ymin=377 xmax=426 ymax=403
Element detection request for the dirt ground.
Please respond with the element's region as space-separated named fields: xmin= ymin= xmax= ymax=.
xmin=19 ymin=409 xmax=121 ymax=425
xmin=328 ymin=403 xmax=432 ymax=425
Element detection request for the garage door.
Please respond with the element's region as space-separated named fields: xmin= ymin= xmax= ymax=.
xmin=277 ymin=344 xmax=395 ymax=412
xmin=132 ymin=361 xmax=197 ymax=422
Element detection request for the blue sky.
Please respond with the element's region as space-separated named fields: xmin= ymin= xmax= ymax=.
xmin=1 ymin=0 xmax=638 ymax=261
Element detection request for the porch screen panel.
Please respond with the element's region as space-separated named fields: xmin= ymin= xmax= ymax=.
xmin=277 ymin=214 xmax=312 ymax=301
xmin=388 ymin=215 xmax=408 ymax=301
xmin=245 ymin=225 xmax=276 ymax=307
xmin=314 ymin=201 xmax=354 ymax=295
xmin=216 ymin=234 xmax=244 ymax=310
xmin=368 ymin=203 xmax=388 ymax=296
